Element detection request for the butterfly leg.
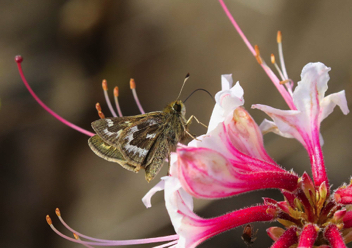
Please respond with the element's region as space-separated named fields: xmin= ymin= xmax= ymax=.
xmin=184 ymin=130 xmax=200 ymax=141
xmin=186 ymin=115 xmax=208 ymax=128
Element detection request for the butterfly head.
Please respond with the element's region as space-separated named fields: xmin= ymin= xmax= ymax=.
xmin=165 ymin=100 xmax=186 ymax=117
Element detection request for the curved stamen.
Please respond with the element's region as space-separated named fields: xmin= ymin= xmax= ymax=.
xmin=153 ymin=240 xmax=178 ymax=248
xmin=271 ymin=54 xmax=294 ymax=97
xmin=218 ymin=0 xmax=296 ymax=110
xmin=130 ymin=78 xmax=145 ymax=114
xmin=113 ymin=86 xmax=123 ymax=117
xmin=15 ymin=56 xmax=95 ymax=137
xmin=277 ymin=31 xmax=289 ymax=80
xmin=47 ymin=209 xmax=179 ymax=246
xmin=271 ymin=54 xmax=285 ymax=81
xmin=73 ymin=233 xmax=94 ymax=248
xmin=102 ymin=80 xmax=117 ymax=117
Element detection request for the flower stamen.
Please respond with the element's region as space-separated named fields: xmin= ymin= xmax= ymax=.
xmin=95 ymin=103 xmax=105 ymax=119
xmin=130 ymin=78 xmax=145 ymax=114
xmin=218 ymin=1 xmax=296 ymax=110
xmin=73 ymin=233 xmax=95 ymax=248
xmin=277 ymin=31 xmax=289 ymax=80
xmin=254 ymin=45 xmax=263 ymax=65
xmin=113 ymin=86 xmax=123 ymax=117
xmin=271 ymin=54 xmax=285 ymax=81
xmin=46 ymin=208 xmax=179 ymax=247
xmin=15 ymin=55 xmax=95 ymax=137
xmin=102 ymin=79 xmax=118 ymax=117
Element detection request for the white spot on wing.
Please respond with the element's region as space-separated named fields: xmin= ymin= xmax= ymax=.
xmin=103 ymin=128 xmax=122 ymax=139
xmin=146 ymin=133 xmax=156 ymax=139
xmin=116 ymin=130 xmax=122 ymax=138
xmin=106 ymin=119 xmax=114 ymax=127
xmin=147 ymin=119 xmax=157 ymax=125
xmin=124 ymin=126 xmax=148 ymax=157
xmin=103 ymin=129 xmax=115 ymax=136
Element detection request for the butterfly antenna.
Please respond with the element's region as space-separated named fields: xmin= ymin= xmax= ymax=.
xmin=176 ymin=73 xmax=190 ymax=100
xmin=183 ymin=88 xmax=215 ymax=103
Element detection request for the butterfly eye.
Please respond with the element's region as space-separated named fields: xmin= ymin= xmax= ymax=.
xmin=173 ymin=103 xmax=182 ymax=112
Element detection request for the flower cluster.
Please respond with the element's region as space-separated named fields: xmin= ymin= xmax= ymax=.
xmin=16 ymin=0 xmax=352 ymax=247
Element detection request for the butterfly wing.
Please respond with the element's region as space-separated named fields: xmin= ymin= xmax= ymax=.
xmin=91 ymin=115 xmax=146 ymax=147
xmin=143 ymin=113 xmax=186 ymax=181
xmin=88 ymin=135 xmax=139 ymax=172
xmin=144 ymin=135 xmax=170 ymax=182
xmin=118 ymin=112 xmax=167 ymax=167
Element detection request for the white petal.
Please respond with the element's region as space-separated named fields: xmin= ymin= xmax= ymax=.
xmin=207 ymin=104 xmax=225 ymax=133
xmin=230 ymin=81 xmax=244 ymax=99
xmin=255 ymin=63 xmax=348 ymax=148
xmin=142 ymin=180 xmax=165 ymax=208
xmin=259 ymin=118 xmax=294 ymax=138
xmin=253 ymin=104 xmax=305 ymax=145
xmin=221 ymin=74 xmax=233 ymax=90
xmin=217 ymin=82 xmax=244 ymax=114
xmin=209 ymin=77 xmax=244 ymax=133
xmin=294 ymin=62 xmax=331 ymax=112
xmin=164 ymin=177 xmax=194 ymax=232
xmin=320 ymin=90 xmax=349 ymax=122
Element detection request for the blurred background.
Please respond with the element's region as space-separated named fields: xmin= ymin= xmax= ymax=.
xmin=1 ymin=0 xmax=352 ymax=247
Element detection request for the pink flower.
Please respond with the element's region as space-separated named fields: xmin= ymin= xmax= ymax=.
xmin=143 ymin=175 xmax=277 ymax=248
xmin=16 ymin=0 xmax=352 ymax=247
xmin=253 ymin=62 xmax=349 ymax=189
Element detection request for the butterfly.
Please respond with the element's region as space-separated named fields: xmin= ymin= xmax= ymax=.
xmin=88 ymin=74 xmax=205 ymax=182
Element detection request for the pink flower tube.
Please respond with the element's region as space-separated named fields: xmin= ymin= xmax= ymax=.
xmin=143 ymin=176 xmax=277 ymax=248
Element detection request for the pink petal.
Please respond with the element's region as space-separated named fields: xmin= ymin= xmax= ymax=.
xmin=226 ymin=107 xmax=276 ymax=164
xmin=175 ymin=146 xmax=298 ymax=199
xmin=191 ymin=109 xmax=281 ymax=171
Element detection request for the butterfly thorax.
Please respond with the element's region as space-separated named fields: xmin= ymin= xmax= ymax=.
xmin=160 ymin=100 xmax=187 ymax=144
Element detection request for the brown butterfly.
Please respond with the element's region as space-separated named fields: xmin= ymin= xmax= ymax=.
xmin=88 ymin=74 xmax=205 ymax=182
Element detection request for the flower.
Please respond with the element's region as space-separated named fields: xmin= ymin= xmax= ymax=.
xmin=143 ymin=174 xmax=277 ymax=248
xmin=165 ymin=63 xmax=350 ymax=246
xmin=17 ymin=0 xmax=352 ymax=247
xmin=253 ymin=62 xmax=349 ymax=189
xmin=158 ymin=1 xmax=352 ymax=246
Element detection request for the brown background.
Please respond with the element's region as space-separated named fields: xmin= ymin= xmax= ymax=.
xmin=1 ymin=1 xmax=352 ymax=247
